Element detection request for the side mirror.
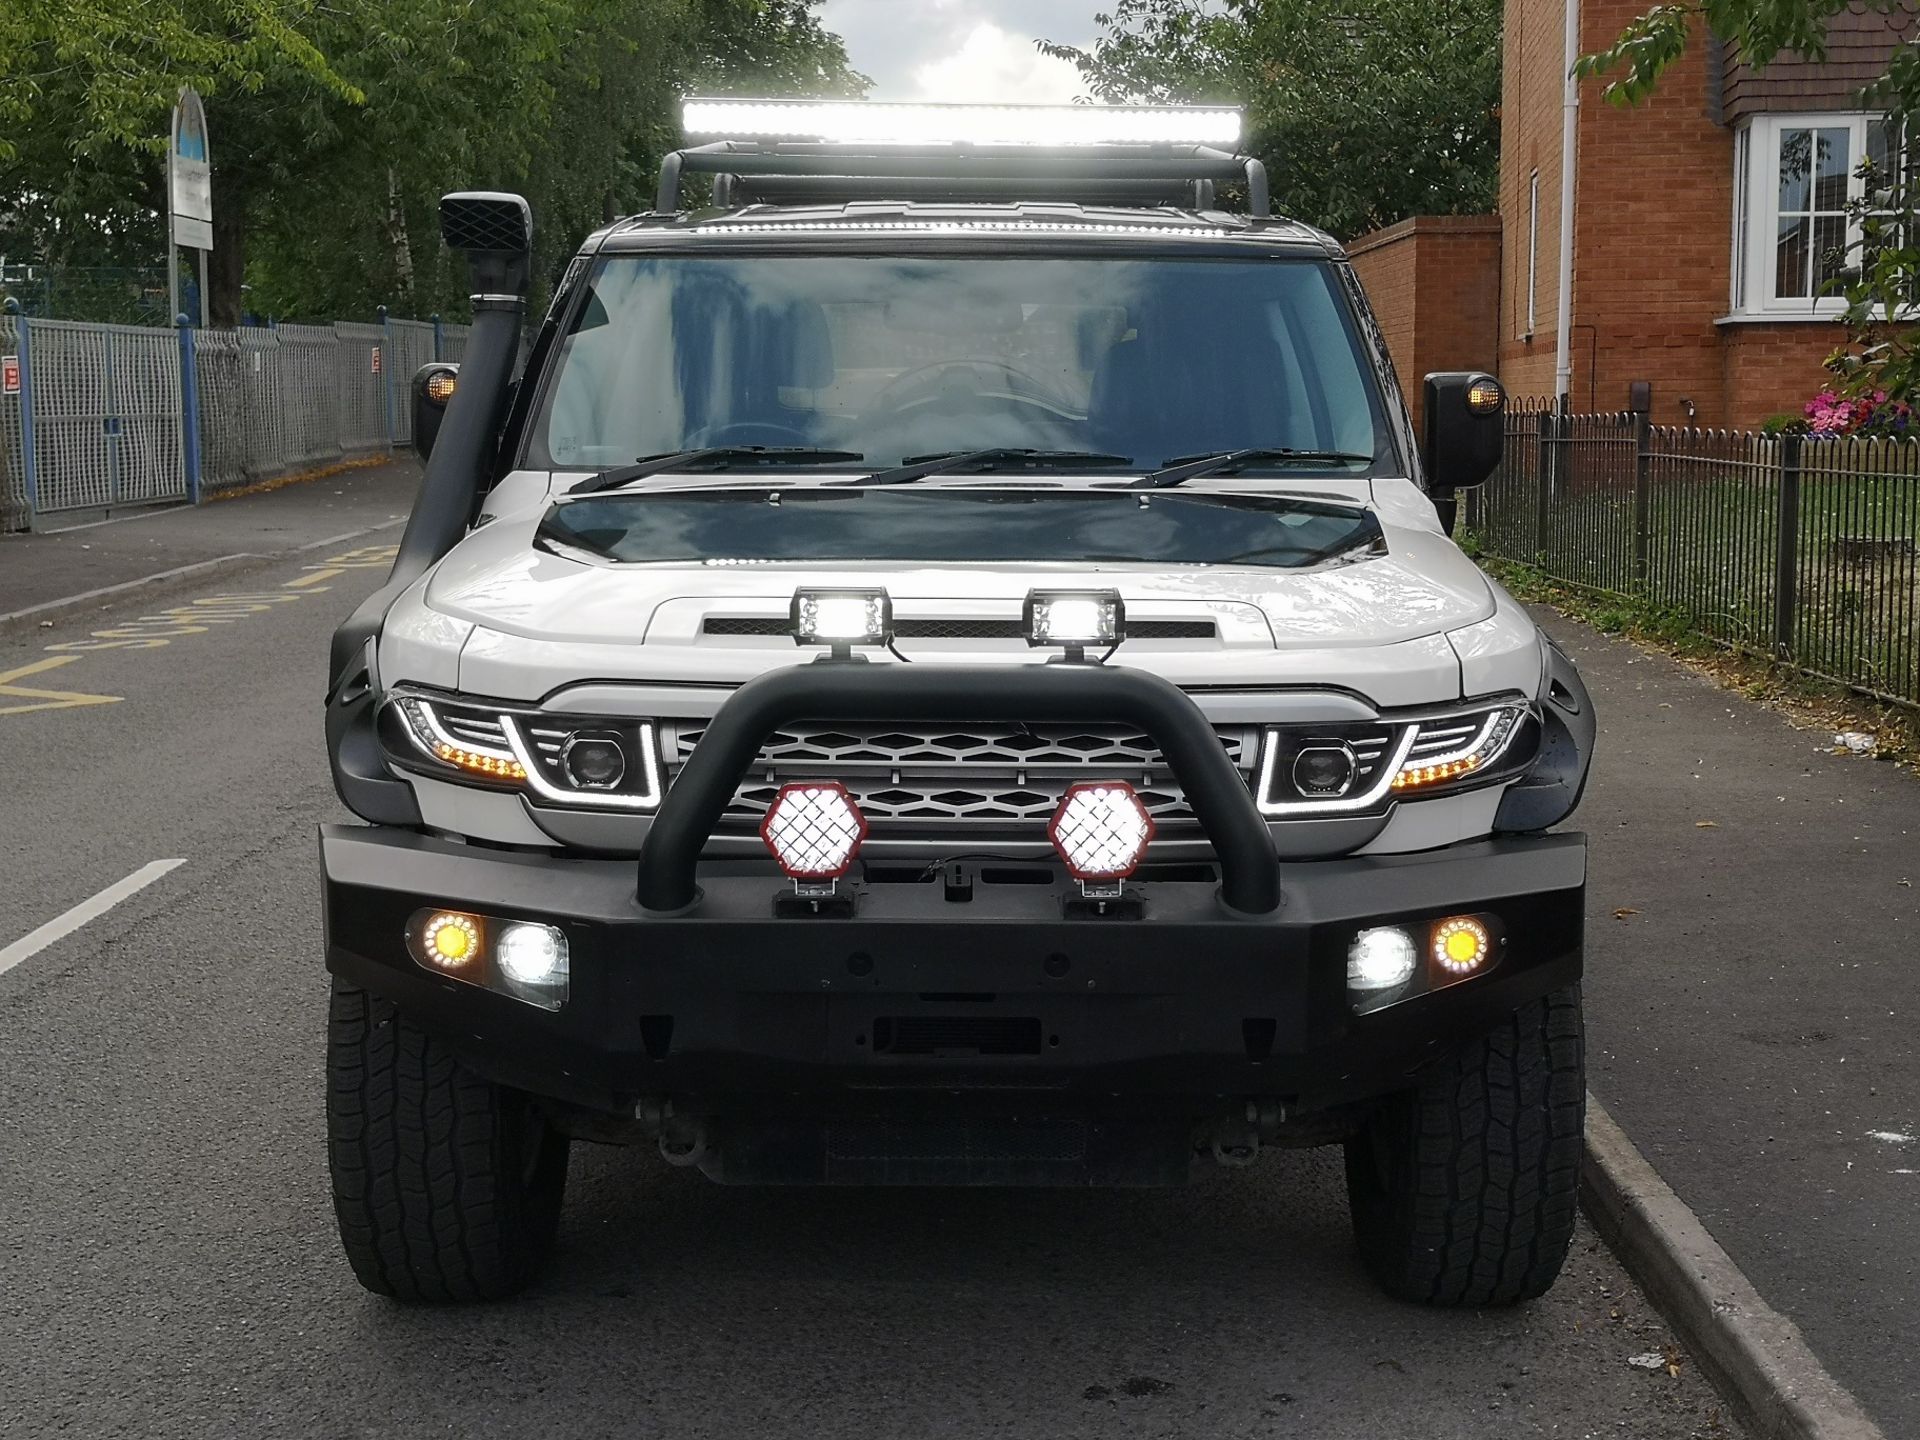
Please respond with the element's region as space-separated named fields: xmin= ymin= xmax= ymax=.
xmin=1422 ymin=371 xmax=1505 ymax=496
xmin=411 ymin=362 xmax=459 ymax=462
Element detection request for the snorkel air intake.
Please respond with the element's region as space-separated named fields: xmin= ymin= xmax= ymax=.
xmin=327 ymin=192 xmax=532 ymax=690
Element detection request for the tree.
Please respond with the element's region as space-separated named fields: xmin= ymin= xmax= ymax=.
xmin=0 ymin=0 xmax=863 ymax=324
xmin=1039 ymin=0 xmax=1501 ymax=238
xmin=1579 ymin=1 xmax=1920 ymax=402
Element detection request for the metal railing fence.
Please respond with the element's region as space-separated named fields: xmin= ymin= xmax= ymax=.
xmin=1 ymin=304 xmax=468 ymax=528
xmin=1469 ymin=402 xmax=1920 ymax=708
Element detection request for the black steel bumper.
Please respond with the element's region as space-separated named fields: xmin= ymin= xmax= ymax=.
xmin=322 ymin=825 xmax=1584 ymax=1116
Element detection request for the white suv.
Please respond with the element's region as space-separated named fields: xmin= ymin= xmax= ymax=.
xmin=321 ymin=103 xmax=1595 ymax=1308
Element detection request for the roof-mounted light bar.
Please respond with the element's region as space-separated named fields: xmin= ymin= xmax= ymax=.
xmin=682 ymin=98 xmax=1243 ymax=149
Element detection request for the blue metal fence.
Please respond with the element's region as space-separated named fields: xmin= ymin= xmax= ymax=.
xmin=0 ymin=301 xmax=465 ymax=530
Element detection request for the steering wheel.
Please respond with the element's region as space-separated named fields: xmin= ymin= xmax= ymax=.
xmin=696 ymin=420 xmax=818 ymax=447
xmin=867 ymin=359 xmax=1064 ymax=416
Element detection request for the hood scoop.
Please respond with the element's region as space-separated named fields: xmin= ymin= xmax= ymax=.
xmin=703 ymin=616 xmax=1217 ymax=641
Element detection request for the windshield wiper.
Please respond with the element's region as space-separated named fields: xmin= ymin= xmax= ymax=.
xmin=1132 ymin=448 xmax=1374 ymax=490
xmin=841 ymin=447 xmax=1132 ymax=487
xmin=568 ymin=446 xmax=864 ymax=496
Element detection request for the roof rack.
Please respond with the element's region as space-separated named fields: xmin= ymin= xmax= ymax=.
xmin=655 ymin=101 xmax=1270 ymax=218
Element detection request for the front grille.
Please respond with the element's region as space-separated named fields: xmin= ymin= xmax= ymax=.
xmin=702 ymin=617 xmax=1216 ymax=640
xmin=662 ymin=719 xmax=1259 ymax=832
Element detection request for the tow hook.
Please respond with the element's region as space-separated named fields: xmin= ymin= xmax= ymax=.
xmin=635 ymin=1098 xmax=709 ymax=1167
xmin=1209 ymin=1101 xmax=1286 ymax=1167
xmin=658 ymin=1116 xmax=708 ymax=1168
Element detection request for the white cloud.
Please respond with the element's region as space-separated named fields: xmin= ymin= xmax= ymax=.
xmin=908 ymin=21 xmax=1084 ymax=104
xmin=821 ymin=0 xmax=1100 ymax=102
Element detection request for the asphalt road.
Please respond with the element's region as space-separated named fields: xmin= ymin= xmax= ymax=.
xmin=1539 ymin=611 xmax=1919 ymax=1434
xmin=0 ymin=536 xmax=1737 ymax=1439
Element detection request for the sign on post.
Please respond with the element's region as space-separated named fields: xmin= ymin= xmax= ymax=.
xmin=168 ymin=87 xmax=212 ymax=329
xmin=2 ymin=356 xmax=19 ymax=396
xmin=370 ymin=347 xmax=383 ymax=375
xmin=169 ymin=89 xmax=213 ymax=251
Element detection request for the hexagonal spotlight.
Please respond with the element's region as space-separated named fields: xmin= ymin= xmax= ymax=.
xmin=1047 ymin=780 xmax=1155 ymax=883
xmin=760 ymin=781 xmax=869 ymax=883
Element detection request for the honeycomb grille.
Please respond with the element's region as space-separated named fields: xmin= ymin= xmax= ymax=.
xmin=662 ymin=720 xmax=1259 ymax=832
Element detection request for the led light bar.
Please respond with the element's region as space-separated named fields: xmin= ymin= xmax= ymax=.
xmin=1024 ymin=589 xmax=1125 ymax=650
xmin=682 ymin=98 xmax=1243 ymax=149
xmin=792 ymin=588 xmax=893 ymax=650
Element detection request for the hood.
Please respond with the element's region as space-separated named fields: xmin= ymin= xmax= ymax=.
xmin=410 ymin=504 xmax=1494 ymax=709
xmin=425 ymin=509 xmax=1492 ymax=650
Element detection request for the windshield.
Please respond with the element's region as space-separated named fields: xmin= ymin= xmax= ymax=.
xmin=527 ymin=254 xmax=1390 ymax=474
xmin=539 ymin=489 xmax=1385 ymax=570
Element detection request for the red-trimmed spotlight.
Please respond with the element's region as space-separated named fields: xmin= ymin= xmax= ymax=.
xmin=1047 ymin=781 xmax=1155 ymax=885
xmin=760 ymin=781 xmax=868 ymax=884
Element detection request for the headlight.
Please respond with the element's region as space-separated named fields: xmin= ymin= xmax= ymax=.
xmin=387 ymin=692 xmax=663 ymax=810
xmin=1390 ymin=705 xmax=1529 ymax=794
xmin=1255 ymin=702 xmax=1533 ymax=815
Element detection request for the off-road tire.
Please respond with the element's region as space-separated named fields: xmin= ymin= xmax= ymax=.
xmin=1344 ymin=985 xmax=1584 ymax=1306
xmin=326 ymin=982 xmax=570 ymax=1302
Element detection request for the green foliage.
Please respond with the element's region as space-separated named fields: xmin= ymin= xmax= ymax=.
xmin=0 ymin=0 xmax=863 ymax=323
xmin=1038 ymin=0 xmax=1501 ymax=237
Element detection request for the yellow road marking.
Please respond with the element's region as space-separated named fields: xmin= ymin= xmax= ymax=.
xmin=0 ymin=655 xmax=124 ymax=716
xmin=284 ymin=567 xmax=345 ymax=589
xmin=8 ymin=542 xmax=398 ymax=718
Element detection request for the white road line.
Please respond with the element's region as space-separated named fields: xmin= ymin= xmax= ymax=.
xmin=0 ymin=859 xmax=186 ymax=979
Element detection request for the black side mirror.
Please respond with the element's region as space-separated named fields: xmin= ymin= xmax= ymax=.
xmin=411 ymin=362 xmax=460 ymax=462
xmin=1422 ymin=371 xmax=1505 ymax=497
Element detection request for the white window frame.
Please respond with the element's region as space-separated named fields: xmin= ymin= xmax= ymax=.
xmin=1525 ymin=170 xmax=1540 ymax=338
xmin=1732 ymin=112 xmax=1888 ymax=317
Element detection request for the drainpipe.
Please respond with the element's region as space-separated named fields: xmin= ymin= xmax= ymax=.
xmin=1554 ymin=0 xmax=1580 ymax=407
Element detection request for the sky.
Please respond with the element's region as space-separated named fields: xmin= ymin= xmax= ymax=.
xmin=817 ymin=0 xmax=1106 ymax=104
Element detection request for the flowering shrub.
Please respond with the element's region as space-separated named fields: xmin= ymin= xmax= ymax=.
xmin=1803 ymin=389 xmax=1913 ymax=437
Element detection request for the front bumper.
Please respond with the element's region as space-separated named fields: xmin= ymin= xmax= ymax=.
xmin=323 ymin=659 xmax=1587 ymax=1184
xmin=322 ymin=825 xmax=1584 ymax=1120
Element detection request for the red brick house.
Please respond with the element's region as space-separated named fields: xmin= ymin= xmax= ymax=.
xmin=1351 ymin=1 xmax=1918 ymax=428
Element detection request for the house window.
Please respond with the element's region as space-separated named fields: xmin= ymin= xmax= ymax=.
xmin=1732 ymin=113 xmax=1896 ymax=315
xmin=1525 ymin=170 xmax=1540 ymax=337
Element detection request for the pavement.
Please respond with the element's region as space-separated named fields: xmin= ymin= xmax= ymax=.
xmin=0 ymin=532 xmax=1741 ymax=1438
xmin=0 ymin=459 xmax=417 ymax=624
xmin=1535 ymin=610 xmax=1918 ymax=1436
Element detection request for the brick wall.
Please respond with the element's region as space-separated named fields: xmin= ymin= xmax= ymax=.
xmin=1347 ymin=215 xmax=1502 ymax=435
xmin=1723 ymin=322 xmax=1849 ymax=424
xmin=1502 ymin=0 xmax=1739 ymax=420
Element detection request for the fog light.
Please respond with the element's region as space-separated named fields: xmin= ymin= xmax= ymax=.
xmin=496 ymin=921 xmax=569 ymax=997
xmin=761 ymin=780 xmax=868 ymax=889
xmin=421 ymin=912 xmax=481 ymax=970
xmin=1293 ymin=742 xmax=1358 ymax=798
xmin=1048 ymin=780 xmax=1154 ymax=895
xmin=1433 ymin=915 xmax=1492 ymax=975
xmin=1348 ymin=927 xmax=1417 ymax=991
xmin=562 ymin=731 xmax=626 ymax=790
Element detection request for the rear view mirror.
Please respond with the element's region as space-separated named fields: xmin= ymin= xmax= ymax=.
xmin=1422 ymin=372 xmax=1504 ymax=494
xmin=1421 ymin=372 xmax=1505 ymax=535
xmin=412 ymin=362 xmax=460 ymax=462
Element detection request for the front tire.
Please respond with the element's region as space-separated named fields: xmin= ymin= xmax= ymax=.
xmin=326 ymin=982 xmax=570 ymax=1302
xmin=1344 ymin=986 xmax=1584 ymax=1306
